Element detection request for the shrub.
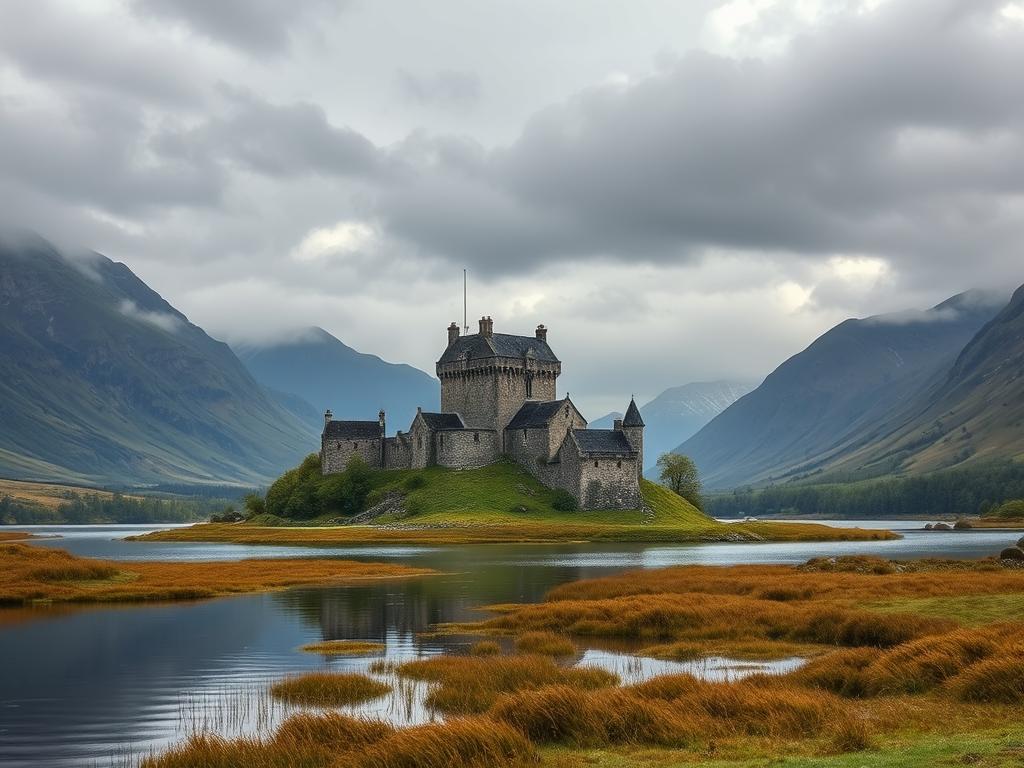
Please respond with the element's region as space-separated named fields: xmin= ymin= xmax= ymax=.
xmin=403 ymin=475 xmax=427 ymax=491
xmin=999 ymin=547 xmax=1024 ymax=561
xmin=551 ymin=490 xmax=578 ymax=512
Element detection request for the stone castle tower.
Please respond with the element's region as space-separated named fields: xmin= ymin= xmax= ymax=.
xmin=321 ymin=316 xmax=644 ymax=509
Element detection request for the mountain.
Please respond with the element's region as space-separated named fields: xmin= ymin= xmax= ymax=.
xmin=677 ymin=291 xmax=1009 ymax=490
xmin=591 ymin=381 xmax=754 ymax=471
xmin=0 ymin=235 xmax=314 ymax=487
xmin=826 ymin=283 xmax=1024 ymax=477
xmin=234 ymin=328 xmax=439 ymax=434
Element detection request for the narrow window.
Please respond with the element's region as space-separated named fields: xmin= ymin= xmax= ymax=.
xmin=335 ymin=442 xmax=340 ymax=450
xmin=523 ymin=429 xmax=527 ymax=441
xmin=617 ymin=460 xmax=622 ymax=468
xmin=594 ymin=461 xmax=599 ymax=468
xmin=353 ymin=442 xmax=358 ymax=449
xmin=474 ymin=432 xmax=480 ymax=443
xmin=525 ymin=373 xmax=533 ymax=398
xmin=417 ymin=436 xmax=423 ymax=449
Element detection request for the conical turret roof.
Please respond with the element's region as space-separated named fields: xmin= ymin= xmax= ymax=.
xmin=623 ymin=397 xmax=644 ymax=427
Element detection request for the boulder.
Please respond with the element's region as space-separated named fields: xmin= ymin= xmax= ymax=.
xmin=999 ymin=547 xmax=1024 ymax=561
xmin=932 ymin=522 xmax=953 ymax=531
xmin=954 ymin=519 xmax=973 ymax=530
xmin=1018 ymin=536 xmax=1024 ymax=549
xmin=924 ymin=523 xmax=934 ymax=530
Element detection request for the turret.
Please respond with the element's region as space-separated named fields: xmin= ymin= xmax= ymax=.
xmin=621 ymin=397 xmax=645 ymax=477
xmin=447 ymin=322 xmax=460 ymax=346
xmin=378 ymin=409 xmax=386 ymax=434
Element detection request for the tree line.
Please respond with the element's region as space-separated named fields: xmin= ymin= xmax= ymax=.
xmin=0 ymin=492 xmax=222 ymax=525
xmin=704 ymin=460 xmax=1024 ymax=518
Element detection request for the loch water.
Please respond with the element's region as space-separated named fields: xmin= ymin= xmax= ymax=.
xmin=0 ymin=522 xmax=1020 ymax=767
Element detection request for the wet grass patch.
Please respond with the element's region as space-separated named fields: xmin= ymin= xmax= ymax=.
xmin=270 ymin=672 xmax=391 ymax=707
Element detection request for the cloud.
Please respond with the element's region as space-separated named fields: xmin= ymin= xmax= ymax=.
xmin=290 ymin=221 xmax=377 ymax=262
xmin=396 ymin=69 xmax=482 ymax=110
xmin=131 ymin=0 xmax=346 ymax=55
xmin=118 ymin=299 xmax=184 ymax=333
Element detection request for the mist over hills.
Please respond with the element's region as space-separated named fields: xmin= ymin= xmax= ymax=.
xmin=233 ymin=327 xmax=440 ymax=435
xmin=591 ymin=381 xmax=754 ymax=472
xmin=0 ymin=235 xmax=313 ymax=486
xmin=678 ymin=290 xmax=1012 ymax=490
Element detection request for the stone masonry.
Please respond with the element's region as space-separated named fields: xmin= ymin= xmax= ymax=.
xmin=321 ymin=317 xmax=644 ymax=509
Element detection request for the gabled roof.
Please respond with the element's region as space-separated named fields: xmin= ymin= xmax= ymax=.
xmin=572 ymin=429 xmax=636 ymax=456
xmin=438 ymin=332 xmax=559 ymax=365
xmin=417 ymin=411 xmax=465 ymax=430
xmin=623 ymin=398 xmax=645 ymax=427
xmin=507 ymin=400 xmax=564 ymax=430
xmin=324 ymin=420 xmax=382 ymax=440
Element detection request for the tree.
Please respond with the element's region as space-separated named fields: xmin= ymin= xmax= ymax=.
xmin=657 ymin=452 xmax=704 ymax=510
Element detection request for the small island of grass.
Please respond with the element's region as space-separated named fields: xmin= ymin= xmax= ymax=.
xmin=133 ymin=457 xmax=895 ymax=546
xmin=0 ymin=541 xmax=436 ymax=607
xmin=300 ymin=640 xmax=387 ymax=656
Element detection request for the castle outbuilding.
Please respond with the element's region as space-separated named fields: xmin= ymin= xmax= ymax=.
xmin=321 ymin=317 xmax=644 ymax=509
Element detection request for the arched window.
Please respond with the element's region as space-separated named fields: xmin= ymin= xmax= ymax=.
xmin=525 ymin=373 xmax=533 ymax=398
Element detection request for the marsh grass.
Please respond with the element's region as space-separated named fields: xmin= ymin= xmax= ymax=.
xmin=393 ymin=654 xmax=617 ymax=714
xmin=468 ymin=640 xmax=501 ymax=656
xmin=0 ymin=542 xmax=434 ymax=606
xmin=300 ymin=640 xmax=386 ymax=656
xmin=513 ymin=631 xmax=575 ymax=657
xmin=270 ymin=672 xmax=391 ymax=707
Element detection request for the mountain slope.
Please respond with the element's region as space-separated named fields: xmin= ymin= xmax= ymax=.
xmin=677 ymin=291 xmax=1008 ymax=490
xmin=591 ymin=381 xmax=753 ymax=471
xmin=0 ymin=235 xmax=314 ymax=486
xmin=234 ymin=328 xmax=439 ymax=433
xmin=828 ymin=283 xmax=1024 ymax=477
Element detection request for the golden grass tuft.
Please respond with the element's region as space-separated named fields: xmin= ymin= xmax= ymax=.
xmin=394 ymin=654 xmax=617 ymax=714
xmin=300 ymin=640 xmax=386 ymax=656
xmin=513 ymin=631 xmax=575 ymax=657
xmin=948 ymin=652 xmax=1024 ymax=703
xmin=789 ymin=647 xmax=882 ymax=697
xmin=468 ymin=640 xmax=501 ymax=656
xmin=269 ymin=672 xmax=391 ymax=707
xmin=0 ymin=542 xmax=435 ymax=606
xmin=273 ymin=711 xmax=395 ymax=748
xmin=356 ymin=716 xmax=536 ymax=768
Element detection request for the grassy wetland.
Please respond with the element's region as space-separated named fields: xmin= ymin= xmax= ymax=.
xmin=138 ymin=552 xmax=1024 ymax=768
xmin=0 ymin=541 xmax=435 ymax=606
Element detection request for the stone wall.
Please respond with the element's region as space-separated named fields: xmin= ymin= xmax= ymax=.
xmin=577 ymin=455 xmax=642 ymax=509
xmin=408 ymin=418 xmax=433 ymax=469
xmin=439 ymin=359 xmax=559 ymax=438
xmin=385 ymin=435 xmax=412 ymax=469
xmin=322 ymin=437 xmax=383 ymax=473
xmin=435 ymin=429 xmax=500 ymax=468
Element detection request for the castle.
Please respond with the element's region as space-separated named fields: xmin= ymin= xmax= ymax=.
xmin=321 ymin=317 xmax=645 ymax=509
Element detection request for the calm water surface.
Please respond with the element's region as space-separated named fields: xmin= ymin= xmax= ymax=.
xmin=1 ymin=521 xmax=1020 ymax=767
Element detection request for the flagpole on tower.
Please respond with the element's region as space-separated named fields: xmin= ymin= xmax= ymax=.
xmin=463 ymin=268 xmax=468 ymax=335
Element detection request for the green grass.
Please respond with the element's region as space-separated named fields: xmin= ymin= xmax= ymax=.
xmin=364 ymin=461 xmax=713 ymax=528
xmin=864 ymin=593 xmax=1024 ymax=625
xmin=539 ymin=724 xmax=1024 ymax=767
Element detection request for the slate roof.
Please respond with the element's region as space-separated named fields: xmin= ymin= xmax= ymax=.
xmin=418 ymin=412 xmax=465 ymax=430
xmin=438 ymin=333 xmax=559 ymax=365
xmin=623 ymin=398 xmax=645 ymax=427
xmin=572 ymin=429 xmax=636 ymax=456
xmin=506 ymin=399 xmax=567 ymax=430
xmin=324 ymin=420 xmax=382 ymax=440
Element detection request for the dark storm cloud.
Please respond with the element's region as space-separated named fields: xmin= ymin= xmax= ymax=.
xmin=396 ymin=69 xmax=483 ymax=110
xmin=373 ymin=0 xmax=1024 ymax=281
xmin=131 ymin=0 xmax=346 ymax=55
xmin=160 ymin=89 xmax=383 ymax=179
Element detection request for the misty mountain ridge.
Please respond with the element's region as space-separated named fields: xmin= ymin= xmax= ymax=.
xmin=678 ymin=289 xmax=1012 ymax=490
xmin=233 ymin=327 xmax=440 ymax=435
xmin=0 ymin=234 xmax=313 ymax=486
xmin=592 ymin=380 xmax=754 ymax=471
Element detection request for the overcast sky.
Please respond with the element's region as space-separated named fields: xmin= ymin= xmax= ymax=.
xmin=2 ymin=0 xmax=1023 ymax=416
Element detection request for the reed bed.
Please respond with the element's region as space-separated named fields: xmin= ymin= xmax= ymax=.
xmin=270 ymin=672 xmax=391 ymax=707
xmin=0 ymin=542 xmax=435 ymax=606
xmin=393 ymin=654 xmax=617 ymax=714
xmin=513 ymin=631 xmax=575 ymax=657
xmin=300 ymin=640 xmax=386 ymax=656
xmin=468 ymin=640 xmax=501 ymax=656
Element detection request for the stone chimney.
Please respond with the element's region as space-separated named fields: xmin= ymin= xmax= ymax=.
xmin=447 ymin=321 xmax=460 ymax=346
xmin=324 ymin=409 xmax=333 ymax=429
xmin=535 ymin=324 xmax=547 ymax=342
xmin=378 ymin=410 xmax=386 ymax=434
xmin=478 ymin=316 xmax=493 ymax=337
xmin=613 ymin=418 xmax=623 ymax=431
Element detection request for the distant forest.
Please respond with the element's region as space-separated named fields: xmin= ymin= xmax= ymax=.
xmin=0 ymin=492 xmax=233 ymax=525
xmin=705 ymin=461 xmax=1024 ymax=519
